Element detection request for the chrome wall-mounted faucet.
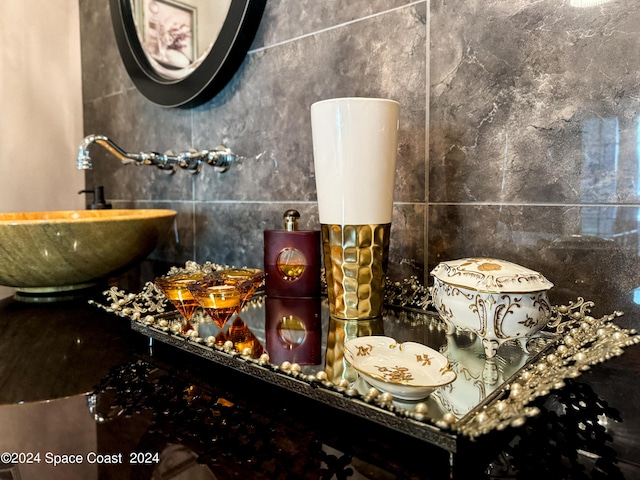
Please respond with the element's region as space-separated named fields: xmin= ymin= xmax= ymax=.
xmin=77 ymin=134 xmax=236 ymax=174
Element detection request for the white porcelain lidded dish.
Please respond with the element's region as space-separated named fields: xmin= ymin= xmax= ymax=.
xmin=344 ymin=336 xmax=456 ymax=401
xmin=430 ymin=258 xmax=554 ymax=358
xmin=431 ymin=257 xmax=553 ymax=293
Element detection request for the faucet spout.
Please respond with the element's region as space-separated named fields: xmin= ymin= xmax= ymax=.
xmin=77 ymin=134 xmax=236 ymax=174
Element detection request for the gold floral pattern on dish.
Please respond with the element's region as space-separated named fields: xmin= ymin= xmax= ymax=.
xmin=344 ymin=336 xmax=456 ymax=401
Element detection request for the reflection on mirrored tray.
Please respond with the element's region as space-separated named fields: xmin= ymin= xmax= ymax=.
xmin=91 ymin=285 xmax=549 ymax=429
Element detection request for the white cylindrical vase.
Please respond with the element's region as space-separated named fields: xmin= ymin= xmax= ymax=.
xmin=311 ymin=97 xmax=399 ymax=319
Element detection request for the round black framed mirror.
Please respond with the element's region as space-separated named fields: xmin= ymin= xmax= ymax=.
xmin=110 ymin=0 xmax=266 ymax=108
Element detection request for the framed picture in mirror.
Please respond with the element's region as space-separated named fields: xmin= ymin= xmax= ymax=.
xmin=138 ymin=0 xmax=197 ymax=72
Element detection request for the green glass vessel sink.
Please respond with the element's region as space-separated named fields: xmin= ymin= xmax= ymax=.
xmin=0 ymin=209 xmax=176 ymax=298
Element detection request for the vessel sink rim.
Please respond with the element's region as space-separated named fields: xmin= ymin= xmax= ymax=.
xmin=0 ymin=209 xmax=177 ymax=224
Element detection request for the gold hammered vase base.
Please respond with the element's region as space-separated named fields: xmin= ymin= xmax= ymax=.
xmin=321 ymin=223 xmax=391 ymax=320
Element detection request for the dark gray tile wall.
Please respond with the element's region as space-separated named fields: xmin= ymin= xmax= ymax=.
xmin=429 ymin=0 xmax=640 ymax=319
xmin=79 ymin=0 xmax=640 ymax=320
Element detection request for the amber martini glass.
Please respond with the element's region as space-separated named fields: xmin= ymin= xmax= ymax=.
xmin=215 ymin=268 xmax=265 ymax=311
xmin=154 ymin=272 xmax=206 ymax=333
xmin=188 ymin=268 xmax=264 ymax=329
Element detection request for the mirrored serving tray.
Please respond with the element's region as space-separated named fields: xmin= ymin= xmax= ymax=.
xmin=91 ymin=271 xmax=639 ymax=454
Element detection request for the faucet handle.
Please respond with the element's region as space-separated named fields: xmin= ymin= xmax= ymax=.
xmin=206 ymin=146 xmax=235 ymax=173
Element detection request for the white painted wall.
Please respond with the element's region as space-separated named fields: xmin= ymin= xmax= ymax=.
xmin=0 ymin=1 xmax=84 ymax=299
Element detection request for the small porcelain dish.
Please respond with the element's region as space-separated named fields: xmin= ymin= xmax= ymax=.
xmin=430 ymin=257 xmax=554 ymax=358
xmin=344 ymin=336 xmax=456 ymax=401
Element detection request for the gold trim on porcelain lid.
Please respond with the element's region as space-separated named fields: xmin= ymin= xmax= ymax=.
xmin=430 ymin=257 xmax=554 ymax=293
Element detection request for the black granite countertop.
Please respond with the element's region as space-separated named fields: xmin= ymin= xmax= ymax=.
xmin=1 ymin=287 xmax=639 ymax=479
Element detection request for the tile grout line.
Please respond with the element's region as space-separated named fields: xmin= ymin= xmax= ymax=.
xmin=249 ymin=0 xmax=427 ymax=53
xmin=112 ymin=199 xmax=640 ymax=208
xmin=424 ymin=0 xmax=430 ymax=284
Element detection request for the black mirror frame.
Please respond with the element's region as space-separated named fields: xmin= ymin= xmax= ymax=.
xmin=109 ymin=0 xmax=266 ymax=108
